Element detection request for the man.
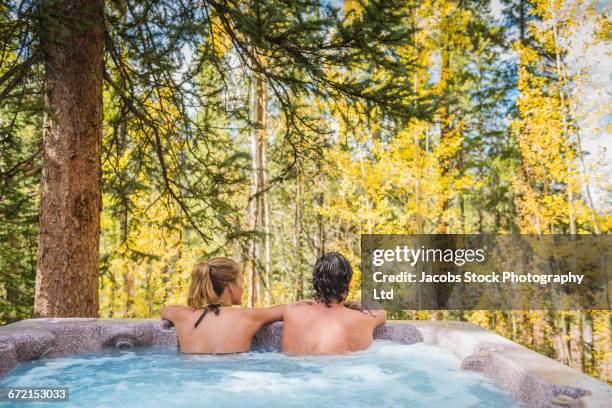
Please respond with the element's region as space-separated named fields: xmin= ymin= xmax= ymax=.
xmin=282 ymin=252 xmax=387 ymax=354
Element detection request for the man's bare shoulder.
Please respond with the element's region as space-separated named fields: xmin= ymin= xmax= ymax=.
xmin=285 ymin=300 xmax=313 ymax=312
xmin=284 ymin=300 xmax=319 ymax=321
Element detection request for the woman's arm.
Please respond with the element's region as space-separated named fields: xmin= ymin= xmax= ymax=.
xmin=245 ymin=304 xmax=287 ymax=326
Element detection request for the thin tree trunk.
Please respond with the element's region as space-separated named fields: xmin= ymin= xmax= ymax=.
xmin=584 ymin=310 xmax=594 ymax=373
xmin=120 ymin=196 xmax=132 ymax=317
xmin=247 ymin=90 xmax=258 ymax=308
xmin=578 ymin=310 xmax=585 ymax=371
xmin=519 ymin=0 xmax=526 ymax=42
xmin=437 ymin=14 xmax=453 ymax=234
xmin=459 ymin=164 xmax=466 ymax=234
xmin=551 ymin=5 xmax=600 ymax=234
xmin=294 ymin=179 xmax=303 ymax=299
xmin=370 ymin=106 xmax=382 ymax=143
xmin=247 ymin=245 xmax=256 ymax=307
xmin=550 ymin=1 xmax=576 ymax=234
xmin=145 ymin=260 xmax=153 ymax=318
xmin=564 ymin=314 xmax=573 ymax=366
xmin=556 ymin=313 xmax=570 ymax=365
xmin=412 ymin=6 xmax=422 ymax=235
xmin=108 ymin=272 xmax=117 ymax=318
xmin=264 ymin=176 xmax=272 ymax=306
xmin=316 ymin=189 xmax=325 ymax=257
xmin=247 ymin=73 xmax=268 ymax=306
xmin=35 ymin=0 xmax=104 ymax=317
xmin=356 ymin=139 xmax=372 ymax=234
xmin=254 ymin=75 xmax=271 ymax=306
xmin=253 ymin=75 xmax=268 ymax=304
xmin=247 ymin=97 xmax=258 ymax=307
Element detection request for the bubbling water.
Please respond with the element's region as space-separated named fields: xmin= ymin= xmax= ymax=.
xmin=1 ymin=341 xmax=523 ymax=408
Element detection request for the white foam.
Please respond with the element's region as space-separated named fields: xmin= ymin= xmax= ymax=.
xmin=0 ymin=341 xmax=522 ymax=407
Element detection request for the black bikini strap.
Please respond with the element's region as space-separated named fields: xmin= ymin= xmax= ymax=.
xmin=209 ymin=304 xmax=221 ymax=315
xmin=194 ymin=304 xmax=221 ymax=328
xmin=194 ymin=309 xmax=208 ymax=328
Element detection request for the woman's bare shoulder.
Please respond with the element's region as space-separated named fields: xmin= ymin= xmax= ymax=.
xmin=162 ymin=304 xmax=191 ymax=312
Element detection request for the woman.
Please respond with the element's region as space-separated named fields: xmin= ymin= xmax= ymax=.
xmin=161 ymin=257 xmax=285 ymax=353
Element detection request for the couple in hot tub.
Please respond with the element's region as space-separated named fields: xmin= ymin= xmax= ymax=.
xmin=161 ymin=252 xmax=386 ymax=354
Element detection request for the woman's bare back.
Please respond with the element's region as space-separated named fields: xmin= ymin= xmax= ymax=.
xmin=162 ymin=304 xmax=285 ymax=353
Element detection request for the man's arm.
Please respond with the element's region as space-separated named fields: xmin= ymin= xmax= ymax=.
xmin=346 ymin=300 xmax=387 ymax=327
xmin=370 ymin=308 xmax=387 ymax=327
xmin=364 ymin=300 xmax=387 ymax=327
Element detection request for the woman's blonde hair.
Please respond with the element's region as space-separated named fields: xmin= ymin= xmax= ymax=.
xmin=187 ymin=257 xmax=242 ymax=309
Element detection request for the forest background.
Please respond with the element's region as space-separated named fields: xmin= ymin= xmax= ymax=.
xmin=0 ymin=0 xmax=610 ymax=382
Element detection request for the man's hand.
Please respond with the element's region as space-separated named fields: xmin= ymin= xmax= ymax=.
xmin=344 ymin=300 xmax=385 ymax=317
xmin=360 ymin=300 xmax=384 ymax=311
xmin=344 ymin=300 xmax=364 ymax=311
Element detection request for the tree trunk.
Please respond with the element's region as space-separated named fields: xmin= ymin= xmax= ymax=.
xmin=254 ymin=75 xmax=271 ymax=306
xmin=316 ymin=189 xmax=325 ymax=258
xmin=459 ymin=187 xmax=466 ymax=234
xmin=294 ymin=179 xmax=303 ymax=299
xmin=437 ymin=17 xmax=453 ymax=234
xmin=519 ymin=0 xmax=526 ymax=42
xmin=122 ymin=262 xmax=133 ymax=317
xmin=412 ymin=17 xmax=423 ymax=236
xmin=35 ymin=0 xmax=104 ymax=317
xmin=247 ymin=104 xmax=258 ymax=307
xmin=550 ymin=2 xmax=577 ymax=235
xmin=247 ymin=73 xmax=268 ymax=306
xmin=583 ymin=310 xmax=594 ymax=373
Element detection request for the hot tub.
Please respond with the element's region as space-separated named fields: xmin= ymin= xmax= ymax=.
xmin=0 ymin=319 xmax=610 ymax=407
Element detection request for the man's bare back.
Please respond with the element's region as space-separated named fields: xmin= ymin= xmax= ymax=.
xmin=282 ymin=302 xmax=386 ymax=354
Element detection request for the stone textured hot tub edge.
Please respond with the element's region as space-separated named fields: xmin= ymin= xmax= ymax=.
xmin=0 ymin=318 xmax=610 ymax=408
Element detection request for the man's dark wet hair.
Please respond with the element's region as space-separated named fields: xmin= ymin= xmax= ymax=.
xmin=312 ymin=252 xmax=353 ymax=306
